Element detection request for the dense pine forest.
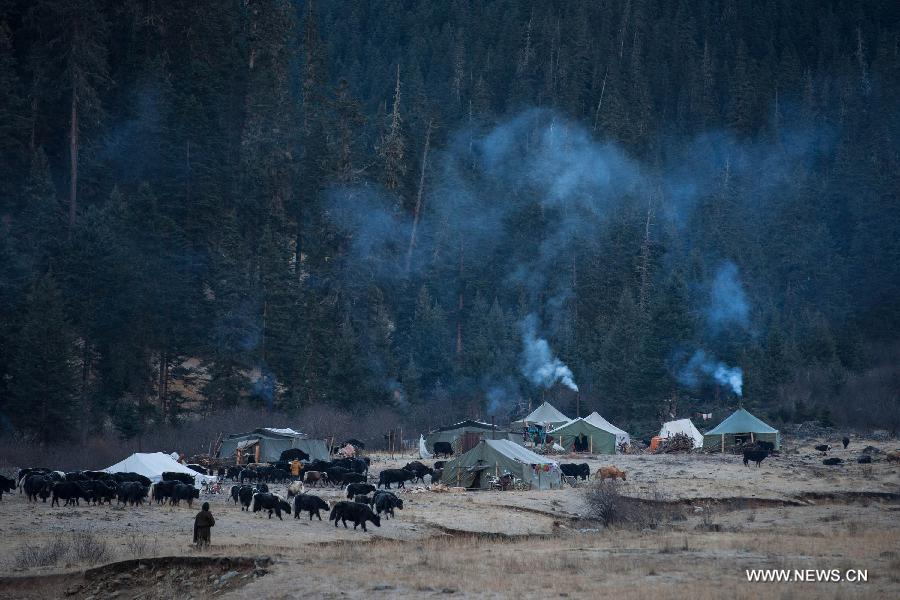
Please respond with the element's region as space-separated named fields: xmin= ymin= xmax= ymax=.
xmin=1 ymin=0 xmax=898 ymax=446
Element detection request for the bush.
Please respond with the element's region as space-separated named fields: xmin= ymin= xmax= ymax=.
xmin=124 ymin=533 xmax=159 ymax=559
xmin=70 ymin=532 xmax=110 ymax=565
xmin=582 ymin=481 xmax=676 ymax=529
xmin=15 ymin=538 xmax=69 ymax=569
xmin=15 ymin=532 xmax=110 ymax=569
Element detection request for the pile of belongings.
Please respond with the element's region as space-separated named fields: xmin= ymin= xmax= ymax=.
xmin=656 ymin=432 xmax=696 ymax=453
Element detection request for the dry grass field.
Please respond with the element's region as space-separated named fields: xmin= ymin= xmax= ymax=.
xmin=0 ymin=435 xmax=898 ymax=599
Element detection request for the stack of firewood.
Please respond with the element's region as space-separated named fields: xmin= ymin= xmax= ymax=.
xmin=657 ymin=432 xmax=695 ymax=453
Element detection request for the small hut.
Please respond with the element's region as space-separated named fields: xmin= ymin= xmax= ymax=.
xmin=702 ymin=408 xmax=780 ymax=452
xmin=439 ymin=439 xmax=561 ymax=490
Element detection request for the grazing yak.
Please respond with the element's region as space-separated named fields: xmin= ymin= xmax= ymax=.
xmin=815 ymin=444 xmax=831 ymax=455
xmin=595 ymin=466 xmax=627 ymax=481
xmin=886 ymin=451 xmax=900 ymax=464
xmin=430 ymin=468 xmax=443 ymax=484
xmin=50 ymin=481 xmax=90 ymax=507
xmin=0 ymin=475 xmax=15 ymax=500
xmin=373 ymin=491 xmax=403 ymax=519
xmin=325 ymin=466 xmax=351 ymax=486
xmin=80 ymin=480 xmax=117 ymax=504
xmin=303 ymin=471 xmax=327 ymax=487
xmin=743 ymin=449 xmax=769 ymax=467
xmin=24 ymin=475 xmax=53 ymax=502
xmin=170 ymin=483 xmax=200 ymax=507
xmin=560 ymin=463 xmax=590 ymax=480
xmin=432 ymin=442 xmax=453 ymax=458
xmin=286 ymin=480 xmax=305 ymax=499
xmin=857 ymin=455 xmax=872 ymax=464
xmin=378 ymin=468 xmax=415 ymax=489
xmin=254 ymin=483 xmax=269 ymax=493
xmin=113 ymin=472 xmax=152 ymax=487
xmin=252 ymin=493 xmax=291 ymax=520
xmin=433 ymin=461 xmax=446 ymax=470
xmin=842 ymin=437 xmax=850 ymax=449
xmin=822 ymin=457 xmax=843 ymax=466
xmin=162 ymin=471 xmax=195 ymax=486
xmin=238 ymin=485 xmax=255 ymax=511
xmin=337 ymin=472 xmax=367 ymax=486
xmin=17 ymin=468 xmax=51 ymax=490
xmin=346 ymin=483 xmax=376 ymax=499
xmin=403 ymin=461 xmax=433 ymax=484
xmin=333 ymin=457 xmax=369 ymax=475
xmin=151 ymin=480 xmax=178 ymax=504
xmin=117 ymin=482 xmax=149 ymax=506
xmin=293 ymin=494 xmax=330 ymax=520
xmin=329 ymin=501 xmax=381 ymax=532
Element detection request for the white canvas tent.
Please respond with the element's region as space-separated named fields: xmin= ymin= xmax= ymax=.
xmin=104 ymin=452 xmax=217 ymax=487
xmin=583 ymin=412 xmax=631 ymax=448
xmin=658 ymin=418 xmax=704 ymax=449
xmin=511 ymin=402 xmax=570 ymax=430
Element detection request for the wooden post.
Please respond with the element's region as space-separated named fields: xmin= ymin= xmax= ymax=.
xmin=589 ymin=435 xmax=593 ymax=454
xmin=400 ymin=427 xmax=403 ymax=455
xmin=750 ymin=432 xmax=755 ymax=443
xmin=721 ymin=434 xmax=725 ymax=453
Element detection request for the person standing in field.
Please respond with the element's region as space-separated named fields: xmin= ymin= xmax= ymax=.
xmin=291 ymin=459 xmax=301 ymax=478
xmin=193 ymin=502 xmax=215 ymax=547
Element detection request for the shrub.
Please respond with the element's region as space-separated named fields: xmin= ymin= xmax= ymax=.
xmin=15 ymin=538 xmax=69 ymax=569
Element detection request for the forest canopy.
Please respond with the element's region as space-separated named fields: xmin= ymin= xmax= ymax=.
xmin=0 ymin=0 xmax=898 ymax=443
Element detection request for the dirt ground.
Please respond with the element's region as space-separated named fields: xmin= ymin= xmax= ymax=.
xmin=1 ymin=435 xmax=898 ymax=599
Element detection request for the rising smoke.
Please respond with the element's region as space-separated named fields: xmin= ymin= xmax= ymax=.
xmin=325 ymin=109 xmax=831 ymax=409
xmin=519 ymin=313 xmax=579 ymax=392
xmin=679 ymin=350 xmax=743 ymax=396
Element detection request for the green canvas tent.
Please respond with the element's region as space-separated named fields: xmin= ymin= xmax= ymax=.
xmin=439 ymin=439 xmax=561 ymax=490
xmin=218 ymin=428 xmax=330 ymax=463
xmin=423 ymin=420 xmax=516 ymax=454
xmin=548 ymin=418 xmax=617 ymax=454
xmin=702 ymin=408 xmax=781 ymax=452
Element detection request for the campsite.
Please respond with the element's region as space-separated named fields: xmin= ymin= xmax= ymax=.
xmin=2 ymin=405 xmax=898 ymax=599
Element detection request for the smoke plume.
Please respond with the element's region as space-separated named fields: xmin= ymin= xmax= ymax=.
xmin=679 ymin=350 xmax=743 ymax=396
xmin=520 ymin=314 xmax=578 ymax=392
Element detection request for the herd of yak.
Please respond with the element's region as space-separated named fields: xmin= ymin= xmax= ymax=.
xmin=0 ymin=458 xmax=445 ymax=534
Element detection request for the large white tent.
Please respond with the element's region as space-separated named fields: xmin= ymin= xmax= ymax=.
xmin=104 ymin=452 xmax=217 ymax=487
xmin=583 ymin=412 xmax=631 ymax=448
xmin=658 ymin=418 xmax=704 ymax=449
xmin=511 ymin=402 xmax=570 ymax=430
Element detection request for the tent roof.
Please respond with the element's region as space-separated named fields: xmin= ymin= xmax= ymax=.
xmin=583 ymin=412 xmax=630 ymax=440
xmin=706 ymin=408 xmax=778 ymax=435
xmin=103 ymin=452 xmax=216 ymax=486
xmin=518 ymin=402 xmax=569 ymax=425
xmin=483 ymin=439 xmax=558 ymax=466
xmin=659 ymin=418 xmax=704 ymax=447
xmin=225 ymin=427 xmax=306 ymax=440
xmin=548 ymin=417 xmax=613 ymax=436
xmin=434 ymin=419 xmax=494 ymax=432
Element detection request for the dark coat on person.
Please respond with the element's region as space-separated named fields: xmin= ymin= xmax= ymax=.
xmin=193 ymin=509 xmax=215 ymax=545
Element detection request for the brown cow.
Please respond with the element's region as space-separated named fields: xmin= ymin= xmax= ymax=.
xmin=886 ymin=451 xmax=900 ymax=464
xmin=595 ymin=466 xmax=627 ymax=481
